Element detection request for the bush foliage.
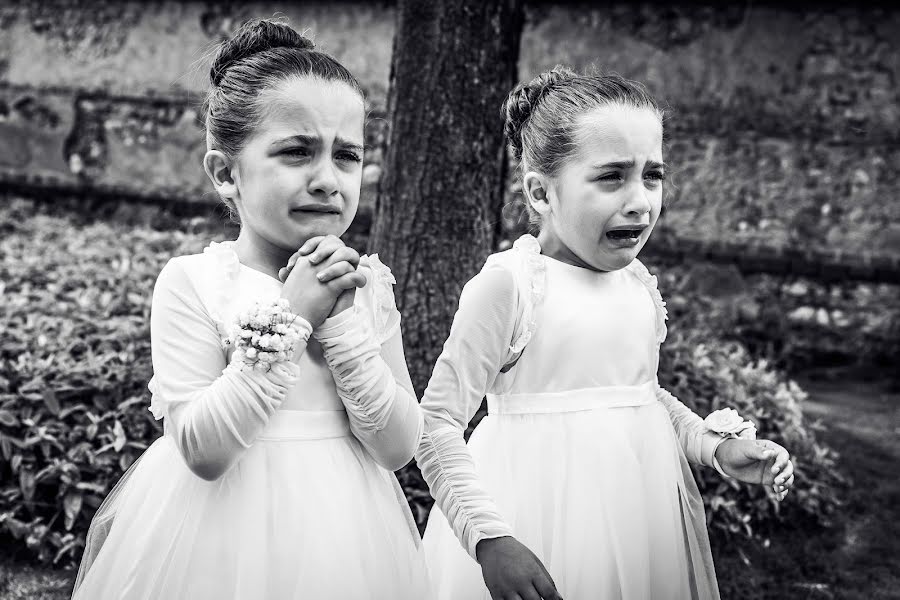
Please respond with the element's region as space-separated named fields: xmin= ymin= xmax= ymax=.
xmin=1 ymin=197 xmax=842 ymax=564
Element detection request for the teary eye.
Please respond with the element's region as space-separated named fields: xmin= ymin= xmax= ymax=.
xmin=281 ymin=146 xmax=311 ymax=158
xmin=595 ymin=172 xmax=623 ymax=183
xmin=335 ymin=150 xmax=362 ymax=163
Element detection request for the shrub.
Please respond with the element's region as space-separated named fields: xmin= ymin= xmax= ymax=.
xmin=0 ymin=198 xmax=207 ymax=563
xmin=0 ymin=196 xmax=842 ymax=565
xmin=658 ymin=331 xmax=843 ymax=539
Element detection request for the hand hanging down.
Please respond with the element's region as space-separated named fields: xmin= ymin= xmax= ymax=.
xmin=715 ymin=438 xmax=795 ymax=501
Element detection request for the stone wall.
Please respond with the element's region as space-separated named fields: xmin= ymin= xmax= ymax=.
xmin=1 ymin=1 xmax=898 ymax=269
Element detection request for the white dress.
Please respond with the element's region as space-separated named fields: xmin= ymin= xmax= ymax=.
xmin=72 ymin=241 xmax=431 ymax=600
xmin=417 ymin=234 xmax=724 ymax=599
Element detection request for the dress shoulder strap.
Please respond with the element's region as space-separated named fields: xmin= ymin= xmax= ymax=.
xmin=483 ymin=234 xmax=546 ymax=369
xmin=624 ymin=258 xmax=668 ymax=345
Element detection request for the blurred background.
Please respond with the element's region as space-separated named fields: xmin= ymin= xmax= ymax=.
xmin=0 ymin=1 xmax=898 ymax=598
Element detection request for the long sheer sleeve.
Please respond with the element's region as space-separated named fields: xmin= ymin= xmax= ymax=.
xmin=415 ymin=265 xmax=520 ymax=560
xmin=314 ymin=306 xmax=423 ymax=471
xmin=149 ymin=259 xmax=306 ymax=481
xmin=655 ymin=385 xmax=725 ymax=468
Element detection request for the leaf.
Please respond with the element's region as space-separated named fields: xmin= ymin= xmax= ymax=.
xmin=119 ymin=453 xmax=134 ymax=471
xmin=20 ymin=470 xmax=36 ymax=501
xmin=5 ymin=517 xmax=27 ymax=539
xmin=62 ymin=491 xmax=83 ymax=531
xmin=0 ymin=409 xmax=18 ymax=427
xmin=25 ymin=523 xmax=47 ymax=549
xmin=42 ymin=389 xmax=60 ymax=416
xmin=75 ymin=481 xmax=107 ymax=494
xmin=112 ymin=420 xmax=126 ymax=452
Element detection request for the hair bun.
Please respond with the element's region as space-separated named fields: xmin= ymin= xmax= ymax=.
xmin=210 ymin=19 xmax=315 ymax=86
xmin=501 ymin=65 xmax=575 ymax=160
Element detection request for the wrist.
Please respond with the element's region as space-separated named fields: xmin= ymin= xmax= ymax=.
xmin=713 ymin=438 xmax=739 ymax=478
xmin=475 ymin=535 xmax=513 ymax=564
xmin=314 ymin=304 xmax=359 ymax=340
xmin=713 ymin=437 xmax=738 ymax=462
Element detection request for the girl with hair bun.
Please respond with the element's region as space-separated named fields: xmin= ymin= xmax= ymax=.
xmin=416 ymin=66 xmax=795 ymax=600
xmin=72 ymin=19 xmax=429 ymax=599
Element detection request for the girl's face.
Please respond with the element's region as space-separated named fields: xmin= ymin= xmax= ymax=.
xmin=536 ymin=104 xmax=664 ymax=272
xmin=231 ymin=77 xmax=365 ymax=251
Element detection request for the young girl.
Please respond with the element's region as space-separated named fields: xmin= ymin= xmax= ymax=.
xmin=73 ymin=19 xmax=429 ymax=599
xmin=416 ymin=68 xmax=796 ymax=600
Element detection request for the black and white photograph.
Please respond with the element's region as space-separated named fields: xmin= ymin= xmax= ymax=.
xmin=0 ymin=1 xmax=897 ymax=598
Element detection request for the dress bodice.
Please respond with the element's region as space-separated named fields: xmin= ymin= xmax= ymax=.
xmin=493 ymin=256 xmax=659 ymax=396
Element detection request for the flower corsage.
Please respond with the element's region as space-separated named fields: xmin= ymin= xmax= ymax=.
xmin=224 ymin=299 xmax=312 ymax=371
xmin=704 ymin=408 xmax=757 ymax=440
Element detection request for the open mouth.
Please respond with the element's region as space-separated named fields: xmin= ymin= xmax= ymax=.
xmin=605 ymin=224 xmax=647 ymax=241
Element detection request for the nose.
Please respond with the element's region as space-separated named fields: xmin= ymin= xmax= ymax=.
xmin=622 ymin=181 xmax=652 ymax=217
xmin=307 ymin=156 xmax=339 ymax=198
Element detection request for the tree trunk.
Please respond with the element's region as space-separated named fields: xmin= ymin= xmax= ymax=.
xmin=370 ymin=0 xmax=524 ymax=395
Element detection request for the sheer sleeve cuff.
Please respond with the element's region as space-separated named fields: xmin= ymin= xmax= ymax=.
xmin=314 ymin=306 xmax=395 ymax=431
xmin=700 ymin=431 xmax=728 ymax=470
xmin=418 ymin=426 xmax=515 ymax=560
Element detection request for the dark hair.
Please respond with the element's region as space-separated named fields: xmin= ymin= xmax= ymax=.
xmin=203 ymin=18 xmax=363 ymax=159
xmin=501 ymin=66 xmax=663 ymax=228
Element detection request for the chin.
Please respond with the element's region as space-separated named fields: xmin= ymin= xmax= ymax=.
xmin=286 ymin=223 xmax=350 ymax=247
xmin=595 ymin=247 xmax=641 ymax=271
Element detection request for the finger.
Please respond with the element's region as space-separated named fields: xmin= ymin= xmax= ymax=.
xmin=748 ymin=440 xmax=777 ymax=462
xmin=319 ymin=246 xmax=361 ymax=269
xmin=279 ymin=253 xmax=303 ymax=282
xmin=772 ymin=472 xmax=794 ymax=496
xmin=298 ymin=236 xmax=326 ymax=256
xmin=316 ymin=261 xmax=357 ymax=283
xmin=770 ymin=449 xmax=791 ymax=475
xmin=519 ymin=588 xmax=541 ymax=600
xmin=307 ymin=236 xmax=345 ymax=265
xmin=328 ymin=271 xmax=368 ymax=292
xmin=774 ymin=460 xmax=794 ymax=485
xmin=533 ymin=577 xmax=563 ymax=600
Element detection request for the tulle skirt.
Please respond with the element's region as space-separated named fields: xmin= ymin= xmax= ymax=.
xmin=73 ymin=409 xmax=430 ymax=600
xmin=423 ymin=383 xmax=720 ymax=600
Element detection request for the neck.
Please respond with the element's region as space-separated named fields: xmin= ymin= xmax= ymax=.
xmin=536 ymin=229 xmax=605 ymax=272
xmin=234 ymin=230 xmax=293 ymax=279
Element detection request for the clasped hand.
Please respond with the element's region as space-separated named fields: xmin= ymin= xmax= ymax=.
xmin=278 ymin=235 xmax=367 ymax=328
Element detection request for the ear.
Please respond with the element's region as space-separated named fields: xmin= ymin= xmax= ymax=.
xmin=523 ymin=170 xmax=551 ymax=216
xmin=203 ymin=150 xmax=239 ymax=202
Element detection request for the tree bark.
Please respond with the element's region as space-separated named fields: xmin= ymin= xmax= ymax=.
xmin=370 ymin=0 xmax=524 ymax=395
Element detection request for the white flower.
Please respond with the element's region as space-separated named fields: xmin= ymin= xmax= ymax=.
xmin=228 ymin=299 xmax=311 ymax=369
xmin=704 ymin=408 xmax=756 ymax=438
xmin=738 ymin=424 xmax=758 ymax=440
